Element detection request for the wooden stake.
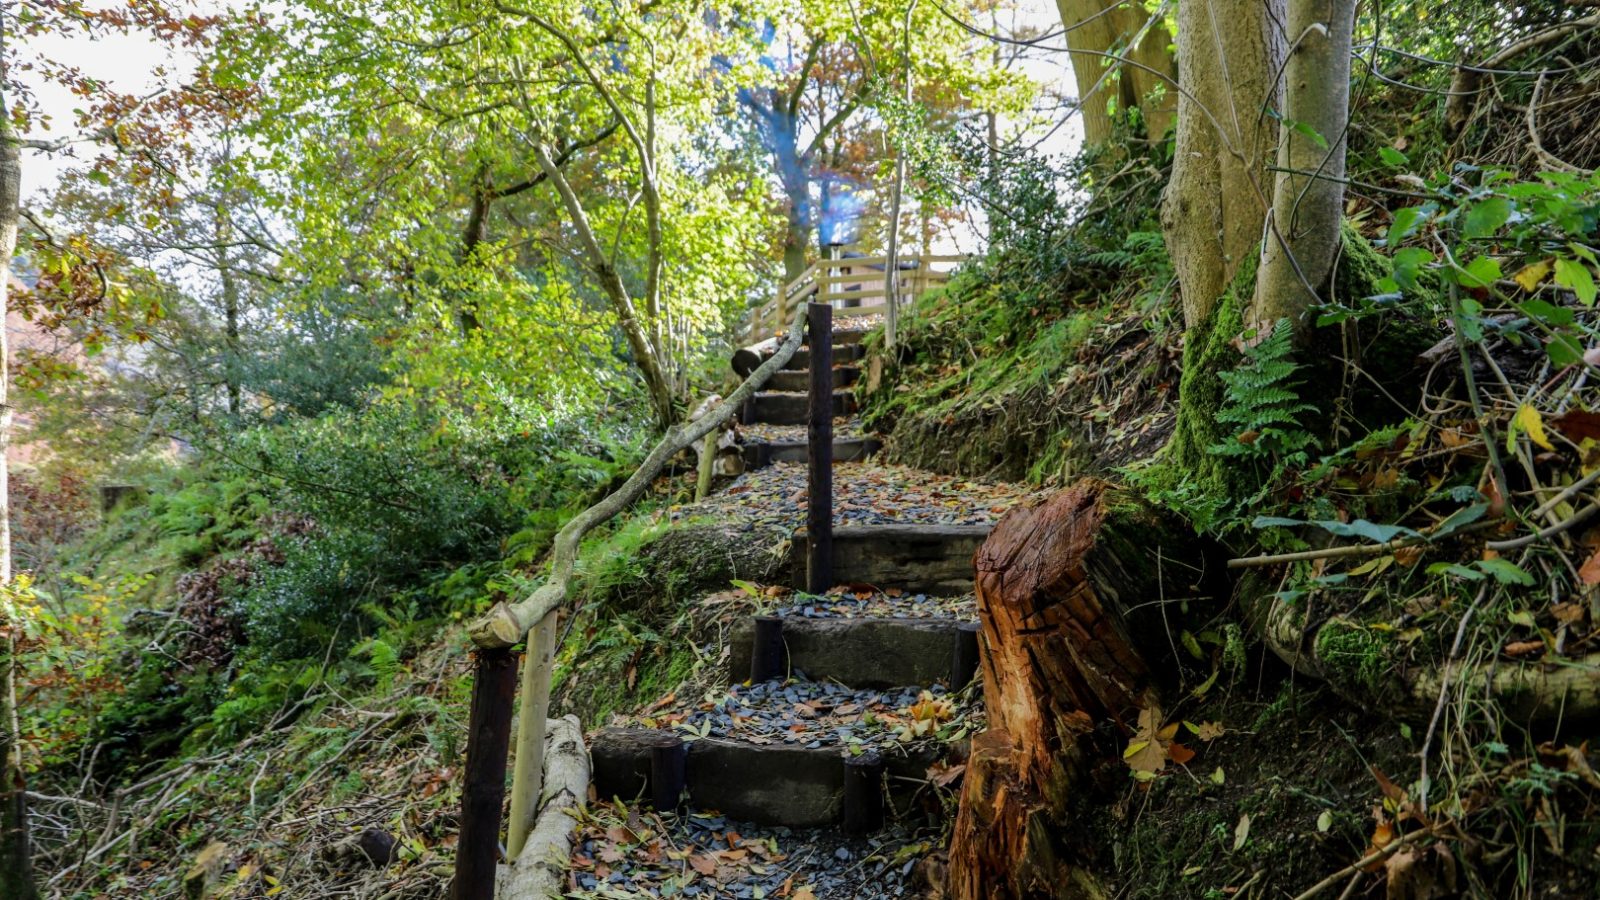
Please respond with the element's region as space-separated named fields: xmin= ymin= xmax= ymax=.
xmin=749 ymin=616 xmax=786 ymax=683
xmin=506 ymin=610 xmax=557 ymax=859
xmin=841 ymin=750 xmax=884 ymax=835
xmin=806 ymin=302 xmax=833 ymax=594
xmin=952 ymin=622 xmax=981 ymax=690
xmin=649 ymin=737 xmax=688 ymax=813
xmin=453 ymin=647 xmax=517 ymax=900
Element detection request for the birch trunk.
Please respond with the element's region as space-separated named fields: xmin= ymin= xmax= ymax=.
xmin=1252 ymin=0 xmax=1358 ymax=326
xmin=0 ymin=105 xmax=40 ymax=900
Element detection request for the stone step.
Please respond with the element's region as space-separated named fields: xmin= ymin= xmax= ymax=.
xmin=746 ymin=391 xmax=857 ymax=426
xmin=741 ymin=436 xmax=882 ymax=469
xmin=729 ymin=615 xmax=979 ymax=689
xmin=589 ymin=728 xmax=941 ymax=829
xmin=793 ymin=524 xmax=990 ymax=595
xmin=785 ymin=343 xmax=865 ymax=371
xmin=766 ymin=365 xmax=859 ymax=393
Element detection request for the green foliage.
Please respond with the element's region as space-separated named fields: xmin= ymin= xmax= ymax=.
xmin=1208 ymin=321 xmax=1318 ymax=467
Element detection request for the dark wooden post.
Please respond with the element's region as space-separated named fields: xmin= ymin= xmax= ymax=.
xmin=806 ymin=302 xmax=833 ymax=594
xmin=953 ymin=622 xmax=982 ymax=690
xmin=749 ymin=615 xmax=786 ymax=683
xmin=650 ymin=737 xmax=688 ymax=813
xmin=453 ymin=647 xmax=517 ymax=900
xmin=841 ymin=750 xmax=885 ymax=835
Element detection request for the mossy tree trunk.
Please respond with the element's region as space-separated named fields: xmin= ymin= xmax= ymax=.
xmin=947 ymin=482 xmax=1212 ymax=899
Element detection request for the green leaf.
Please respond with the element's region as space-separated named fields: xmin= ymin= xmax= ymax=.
xmin=1456 ymin=255 xmax=1503 ymax=289
xmin=1430 ymin=503 xmax=1488 ymax=539
xmin=1378 ymin=146 xmax=1409 ymax=167
xmin=1546 ymin=333 xmax=1585 ymax=367
xmin=1391 ymin=247 xmax=1434 ymax=291
xmin=1290 ymin=119 xmax=1329 ymax=150
xmin=1253 ymin=515 xmax=1420 ymax=544
xmin=1554 ymin=257 xmax=1597 ymax=306
xmin=1463 ymin=197 xmax=1511 ymax=239
xmin=1386 ymin=206 xmax=1428 ymax=244
xmin=1426 ymin=562 xmax=1485 ymax=581
xmin=1476 ymin=558 xmax=1534 ymax=585
xmin=1518 ymin=298 xmax=1574 ymax=327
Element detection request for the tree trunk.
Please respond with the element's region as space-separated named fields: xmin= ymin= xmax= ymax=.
xmin=947 ymin=481 xmax=1211 ymax=900
xmin=0 ymin=109 xmax=41 ymax=900
xmin=1161 ymin=0 xmax=1285 ymax=330
xmin=1055 ymin=0 xmax=1177 ymax=147
xmin=1252 ymin=0 xmax=1357 ymax=326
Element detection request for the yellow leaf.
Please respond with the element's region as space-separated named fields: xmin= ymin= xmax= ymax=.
xmin=1513 ymin=404 xmax=1555 ymax=451
xmin=1514 ymin=258 xmax=1553 ymax=292
xmin=237 ymin=865 xmax=254 ymax=880
xmin=1124 ymin=740 xmax=1151 ymax=760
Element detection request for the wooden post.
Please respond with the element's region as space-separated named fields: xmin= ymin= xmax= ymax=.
xmin=454 ymin=647 xmax=518 ymax=900
xmin=842 ymin=750 xmax=885 ymax=835
xmin=650 ymin=737 xmax=688 ymax=813
xmin=506 ymin=610 xmax=557 ymax=860
xmin=749 ymin=616 xmax=786 ymax=683
xmin=953 ymin=622 xmax=981 ymax=690
xmin=806 ymin=302 xmax=833 ymax=594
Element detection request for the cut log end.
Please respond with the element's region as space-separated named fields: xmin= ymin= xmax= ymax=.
xmin=948 ymin=479 xmax=1214 ymax=900
xmin=469 ymin=603 xmax=524 ymax=649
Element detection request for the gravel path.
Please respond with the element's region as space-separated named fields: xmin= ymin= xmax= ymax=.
xmin=772 ymin=586 xmax=976 ymax=621
xmin=674 ymin=461 xmax=1027 ymax=529
xmin=636 ymin=678 xmax=980 ymax=752
xmin=737 ymin=417 xmax=872 ymax=443
xmin=569 ymin=806 xmax=936 ymax=899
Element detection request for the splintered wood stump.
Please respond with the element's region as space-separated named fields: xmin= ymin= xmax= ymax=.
xmin=948 ymin=480 xmax=1208 ymax=900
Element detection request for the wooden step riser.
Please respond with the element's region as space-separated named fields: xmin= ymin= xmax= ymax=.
xmin=590 ymin=729 xmax=938 ymax=829
xmin=785 ymin=343 xmax=865 ymax=371
xmin=767 ymin=366 xmax=859 ymax=393
xmin=729 ymin=617 xmax=979 ymax=690
xmin=741 ymin=437 xmax=881 ymax=469
xmin=793 ymin=524 xmax=990 ymax=595
xmin=745 ymin=392 xmax=856 ymax=426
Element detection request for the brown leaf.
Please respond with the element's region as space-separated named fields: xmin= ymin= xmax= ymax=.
xmin=1168 ymin=742 xmax=1197 ymax=765
xmin=1370 ymin=766 xmax=1407 ymax=804
xmin=1503 ymin=639 xmax=1546 ymax=659
xmin=689 ymin=854 xmax=718 ymax=876
xmin=1551 ymin=410 xmax=1600 ymax=442
xmin=1579 ymin=548 xmax=1600 ymax=586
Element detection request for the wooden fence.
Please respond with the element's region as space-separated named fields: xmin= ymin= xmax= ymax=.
xmin=743 ymin=254 xmax=968 ymax=344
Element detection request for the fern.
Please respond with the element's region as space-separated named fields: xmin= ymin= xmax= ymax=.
xmin=350 ymin=637 xmax=401 ymax=691
xmin=1209 ymin=321 xmax=1318 ymax=467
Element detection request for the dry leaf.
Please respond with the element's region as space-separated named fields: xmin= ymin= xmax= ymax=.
xmin=689 ymin=854 xmax=718 ymax=876
xmin=1579 ymin=549 xmax=1600 ymax=586
xmin=1551 ymin=410 xmax=1600 ymax=442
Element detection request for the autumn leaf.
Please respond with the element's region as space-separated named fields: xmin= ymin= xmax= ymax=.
xmin=1510 ymin=404 xmax=1555 ymax=452
xmin=689 ymin=853 xmax=718 ymax=876
xmin=793 ymin=887 xmax=818 ymax=900
xmin=1579 ymin=549 xmax=1600 ymax=586
xmin=1514 ymin=258 xmax=1553 ymax=292
xmin=1551 ymin=410 xmax=1600 ymax=442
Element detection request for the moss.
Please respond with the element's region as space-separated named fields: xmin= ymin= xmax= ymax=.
xmin=1313 ymin=619 xmax=1395 ymax=701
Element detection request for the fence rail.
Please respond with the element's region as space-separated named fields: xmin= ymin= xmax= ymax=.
xmin=743 ymin=254 xmax=968 ymax=344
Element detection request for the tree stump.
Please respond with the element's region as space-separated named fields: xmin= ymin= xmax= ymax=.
xmin=947 ymin=479 xmax=1211 ymax=900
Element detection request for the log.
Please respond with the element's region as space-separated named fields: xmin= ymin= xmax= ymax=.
xmin=732 ymin=337 xmax=781 ymax=377
xmin=500 ymin=716 xmax=590 ymax=900
xmin=947 ymin=480 xmax=1212 ymax=900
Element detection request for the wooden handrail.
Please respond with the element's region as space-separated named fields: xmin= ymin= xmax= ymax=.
xmin=743 ymin=253 xmax=970 ymax=343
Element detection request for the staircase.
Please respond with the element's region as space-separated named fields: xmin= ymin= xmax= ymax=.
xmin=586 ymin=324 xmax=1000 ymax=837
xmin=734 ymin=325 xmax=882 ymax=470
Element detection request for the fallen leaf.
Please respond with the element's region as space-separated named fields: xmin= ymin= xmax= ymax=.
xmin=1168 ymin=742 xmax=1196 ymax=765
xmin=690 ymin=854 xmax=718 ymax=876
xmin=1579 ymin=549 xmax=1600 ymax=586
xmin=1514 ymin=258 xmax=1553 ymax=292
xmin=1511 ymin=404 xmax=1555 ymax=452
xmin=1503 ymin=639 xmax=1545 ymax=659
xmin=1233 ymin=813 xmax=1252 ymax=852
xmin=1551 ymin=410 xmax=1600 ymax=442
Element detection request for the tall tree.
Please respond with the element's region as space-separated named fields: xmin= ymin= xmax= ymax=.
xmin=1055 ymin=0 xmax=1177 ymax=147
xmin=0 ymin=5 xmax=232 ymax=894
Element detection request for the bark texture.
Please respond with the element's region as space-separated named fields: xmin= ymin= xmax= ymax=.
xmin=947 ymin=481 xmax=1210 ymax=900
xmin=1055 ymin=0 xmax=1177 ymax=146
xmin=0 ymin=111 xmax=40 ymax=900
xmin=500 ymin=716 xmax=589 ymax=900
xmin=1253 ymin=0 xmax=1358 ymax=325
xmin=1161 ymin=0 xmax=1285 ymax=329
